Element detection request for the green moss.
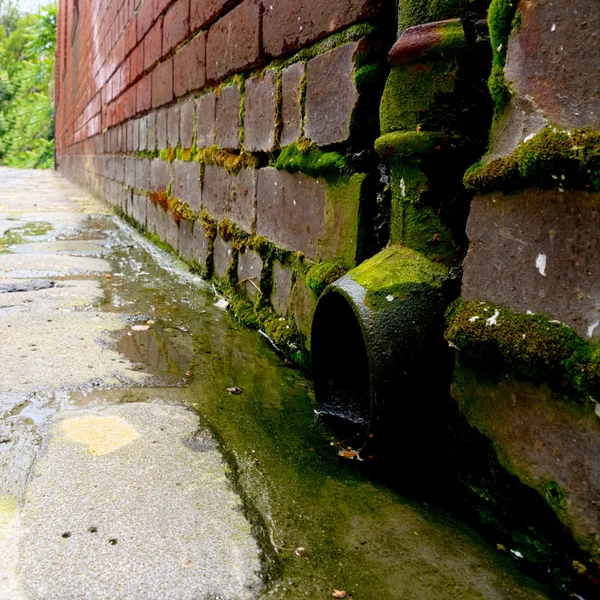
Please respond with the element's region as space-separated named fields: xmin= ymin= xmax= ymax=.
xmin=542 ymin=481 xmax=568 ymax=518
xmin=398 ymin=0 xmax=489 ymax=31
xmin=281 ymin=22 xmax=377 ymax=70
xmin=305 ymin=261 xmax=348 ymax=296
xmin=380 ymin=56 xmax=461 ymax=135
xmin=464 ymin=127 xmax=600 ymax=194
xmin=445 ymin=299 xmax=600 ymax=401
xmin=0 ymin=220 xmax=52 ymax=249
xmin=196 ymin=146 xmax=260 ymax=175
xmin=200 ymin=209 xmax=218 ymax=241
xmin=274 ymin=71 xmax=283 ymax=147
xmin=275 ymin=141 xmax=348 ymax=179
xmin=351 ymin=244 xmax=447 ymax=291
xmin=229 ymin=296 xmax=310 ymax=369
xmin=317 ymin=172 xmax=369 ymax=266
xmin=167 ymin=198 xmax=198 ymax=223
xmin=487 ymin=0 xmax=519 ymax=116
xmin=159 ymin=148 xmax=176 ymax=163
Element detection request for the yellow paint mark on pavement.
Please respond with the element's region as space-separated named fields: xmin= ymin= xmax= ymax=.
xmin=0 ymin=494 xmax=17 ymax=539
xmin=62 ymin=415 xmax=140 ymax=455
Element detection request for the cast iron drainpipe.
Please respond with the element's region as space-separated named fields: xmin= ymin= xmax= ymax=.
xmin=311 ymin=20 xmax=470 ymax=449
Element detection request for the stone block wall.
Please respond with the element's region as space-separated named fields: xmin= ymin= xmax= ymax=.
xmin=55 ymin=0 xmax=392 ymax=360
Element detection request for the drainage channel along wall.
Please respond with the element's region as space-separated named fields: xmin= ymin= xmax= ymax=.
xmin=56 ymin=0 xmax=600 ymax=595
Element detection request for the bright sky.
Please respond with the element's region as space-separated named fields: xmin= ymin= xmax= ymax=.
xmin=15 ymin=0 xmax=48 ymax=13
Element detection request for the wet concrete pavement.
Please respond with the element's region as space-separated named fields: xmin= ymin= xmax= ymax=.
xmin=0 ymin=167 xmax=553 ymax=599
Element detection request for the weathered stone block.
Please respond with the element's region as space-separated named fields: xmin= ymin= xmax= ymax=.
xmin=205 ymin=0 xmax=262 ymax=82
xmin=132 ymin=118 xmax=141 ymax=151
xmin=172 ymin=160 xmax=201 ymax=210
xmin=146 ymin=112 xmax=157 ymax=150
xmin=452 ymin=361 xmax=600 ymax=560
xmin=289 ymin=276 xmax=317 ymax=346
xmin=180 ymin=97 xmax=195 ymax=148
xmin=192 ymin=223 xmax=209 ymax=267
xmin=139 ymin=116 xmax=148 ymax=151
xmin=125 ymin=158 xmax=136 ymax=188
xmin=156 ymin=109 xmax=168 ymax=149
xmin=151 ymin=159 xmax=170 ymax=190
xmin=256 ymin=168 xmax=325 ymax=259
xmin=167 ymin=104 xmax=180 ymax=147
xmin=244 ymin=70 xmax=277 ymax=152
xmin=271 ymin=261 xmax=293 ymax=316
xmin=202 ymin=165 xmax=256 ymax=233
xmin=305 ymin=43 xmax=359 ymax=146
xmin=462 ymin=189 xmax=600 ymax=341
xmin=215 ymin=85 xmax=241 ymax=151
xmin=131 ymin=193 xmax=148 ymax=228
xmin=196 ymin=92 xmax=216 ymax=148
xmin=165 ymin=213 xmax=180 ymax=251
xmin=155 ymin=206 xmax=169 ymax=243
xmin=280 ymin=62 xmax=305 ymax=147
xmin=237 ymin=249 xmax=263 ymax=298
xmin=135 ymin=159 xmax=151 ymax=191
xmin=146 ymin=198 xmax=158 ymax=233
xmin=504 ymin=0 xmax=598 ymax=130
xmin=178 ymin=218 xmax=195 ymax=261
xmin=213 ymin=235 xmax=233 ymax=279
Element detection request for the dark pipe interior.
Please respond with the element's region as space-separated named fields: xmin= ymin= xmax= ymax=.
xmin=311 ymin=293 xmax=371 ymax=427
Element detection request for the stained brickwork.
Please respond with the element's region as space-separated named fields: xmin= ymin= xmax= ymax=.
xmin=55 ymin=0 xmax=390 ymax=329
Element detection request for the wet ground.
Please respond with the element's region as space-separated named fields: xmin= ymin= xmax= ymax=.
xmin=0 ymin=167 xmax=553 ymax=599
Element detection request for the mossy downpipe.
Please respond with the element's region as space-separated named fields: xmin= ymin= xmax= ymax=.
xmin=311 ymin=245 xmax=450 ymax=438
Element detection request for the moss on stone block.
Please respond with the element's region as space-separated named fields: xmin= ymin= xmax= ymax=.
xmin=445 ymin=299 xmax=600 ymax=401
xmin=275 ymin=141 xmax=348 ymax=179
xmin=464 ymin=127 xmax=600 ymax=195
xmin=305 ymin=261 xmax=348 ymax=297
xmin=319 ymin=172 xmax=369 ymax=267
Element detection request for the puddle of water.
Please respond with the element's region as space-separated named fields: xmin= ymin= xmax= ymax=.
xmin=11 ymin=404 xmax=56 ymax=426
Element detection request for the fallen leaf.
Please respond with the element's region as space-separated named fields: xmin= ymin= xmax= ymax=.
xmin=338 ymin=448 xmax=360 ymax=460
xmin=226 ymin=387 xmax=242 ymax=395
xmin=131 ymin=325 xmax=150 ymax=331
xmin=332 ymin=590 xmax=347 ymax=598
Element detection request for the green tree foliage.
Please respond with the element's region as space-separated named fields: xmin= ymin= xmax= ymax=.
xmin=0 ymin=2 xmax=56 ymax=169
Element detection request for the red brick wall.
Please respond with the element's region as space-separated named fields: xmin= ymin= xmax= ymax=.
xmin=56 ymin=0 xmax=392 ymax=338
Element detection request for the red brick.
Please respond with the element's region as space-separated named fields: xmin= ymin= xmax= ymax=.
xmin=154 ymin=0 xmax=176 ymax=18
xmin=262 ymin=0 xmax=381 ymax=57
xmin=137 ymin=0 xmax=155 ymax=40
xmin=152 ymin=59 xmax=173 ymax=107
xmin=190 ymin=0 xmax=232 ymax=31
xmin=162 ymin=0 xmax=189 ymax=55
xmin=125 ymin=16 xmax=137 ymax=55
xmin=205 ymin=0 xmax=262 ymax=82
xmin=130 ymin=43 xmax=144 ymax=81
xmin=143 ymin=17 xmax=163 ymax=70
xmin=123 ymin=86 xmax=137 ymax=119
xmin=173 ymin=32 xmax=206 ymax=97
xmin=136 ymin=73 xmax=152 ymax=112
